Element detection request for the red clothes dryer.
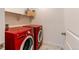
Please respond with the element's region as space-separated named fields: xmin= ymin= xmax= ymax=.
xmin=23 ymin=25 xmax=43 ymax=50
xmin=5 ymin=27 xmax=34 ymax=50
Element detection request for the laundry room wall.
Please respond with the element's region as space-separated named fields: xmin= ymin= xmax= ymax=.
xmin=0 ymin=8 xmax=5 ymax=45
xmin=64 ymin=8 xmax=79 ymax=49
xmin=31 ymin=8 xmax=65 ymax=48
xmin=5 ymin=12 xmax=30 ymax=27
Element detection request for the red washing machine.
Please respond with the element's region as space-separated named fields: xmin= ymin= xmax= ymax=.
xmin=23 ymin=25 xmax=43 ymax=50
xmin=5 ymin=27 xmax=34 ymax=50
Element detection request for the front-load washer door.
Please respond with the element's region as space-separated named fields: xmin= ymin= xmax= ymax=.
xmin=20 ymin=36 xmax=34 ymax=50
xmin=38 ymin=30 xmax=43 ymax=45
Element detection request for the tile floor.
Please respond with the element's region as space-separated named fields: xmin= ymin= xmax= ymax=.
xmin=39 ymin=43 xmax=63 ymax=50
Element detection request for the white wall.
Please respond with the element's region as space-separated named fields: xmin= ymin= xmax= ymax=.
xmin=5 ymin=12 xmax=30 ymax=27
xmin=32 ymin=8 xmax=65 ymax=48
xmin=0 ymin=8 xmax=5 ymax=44
xmin=64 ymin=8 xmax=79 ymax=49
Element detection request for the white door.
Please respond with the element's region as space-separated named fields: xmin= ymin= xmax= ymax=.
xmin=0 ymin=9 xmax=5 ymax=44
xmin=64 ymin=8 xmax=79 ymax=50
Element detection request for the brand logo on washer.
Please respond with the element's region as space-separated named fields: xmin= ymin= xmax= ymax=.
xmin=28 ymin=31 xmax=30 ymax=34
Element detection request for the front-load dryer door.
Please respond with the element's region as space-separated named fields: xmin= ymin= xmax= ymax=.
xmin=38 ymin=30 xmax=43 ymax=45
xmin=20 ymin=36 xmax=34 ymax=50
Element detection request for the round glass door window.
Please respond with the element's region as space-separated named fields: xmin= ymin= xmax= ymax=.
xmin=23 ymin=38 xmax=33 ymax=50
xmin=38 ymin=30 xmax=43 ymax=44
